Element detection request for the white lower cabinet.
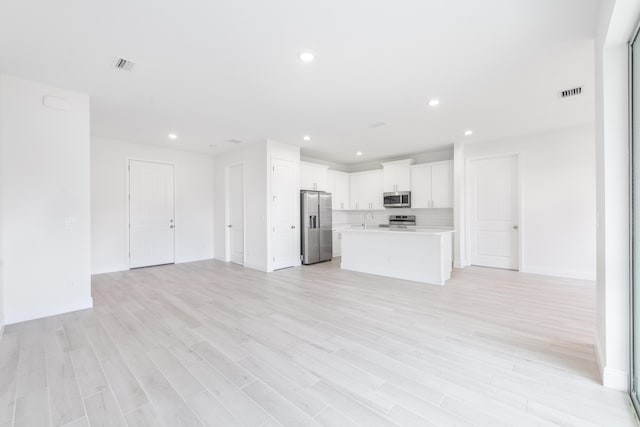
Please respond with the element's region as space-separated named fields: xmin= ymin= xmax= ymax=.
xmin=332 ymin=230 xmax=342 ymax=257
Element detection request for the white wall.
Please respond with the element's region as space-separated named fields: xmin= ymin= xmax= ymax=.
xmin=594 ymin=0 xmax=640 ymax=391
xmin=453 ymin=142 xmax=466 ymax=268
xmin=91 ymin=137 xmax=214 ymax=274
xmin=213 ymin=140 xmax=301 ymax=272
xmin=0 ymin=75 xmax=92 ymax=324
xmin=213 ymin=142 xmax=268 ymax=271
xmin=458 ymin=125 xmax=596 ymax=281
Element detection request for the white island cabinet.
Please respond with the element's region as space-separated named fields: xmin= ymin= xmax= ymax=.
xmin=340 ymin=228 xmax=453 ymax=285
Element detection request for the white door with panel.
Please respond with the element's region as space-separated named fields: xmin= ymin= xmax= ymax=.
xmin=272 ymin=158 xmax=297 ymax=270
xmin=468 ymin=156 xmax=519 ymax=270
xmin=228 ymin=163 xmax=244 ymax=265
xmin=129 ymin=160 xmax=175 ymax=268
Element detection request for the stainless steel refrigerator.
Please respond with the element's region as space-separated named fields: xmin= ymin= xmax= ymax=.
xmin=301 ymin=190 xmax=332 ymax=265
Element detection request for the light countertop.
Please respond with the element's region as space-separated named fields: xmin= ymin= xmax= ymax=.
xmin=340 ymin=226 xmax=454 ymax=236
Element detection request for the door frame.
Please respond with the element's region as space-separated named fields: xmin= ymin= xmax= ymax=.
xmin=224 ymin=161 xmax=247 ymax=265
xmin=126 ymin=158 xmax=176 ymax=269
xmin=629 ymin=17 xmax=640 ymax=413
xmin=464 ymin=153 xmax=523 ymax=270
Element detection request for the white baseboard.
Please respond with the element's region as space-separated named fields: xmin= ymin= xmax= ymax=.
xmin=5 ymin=296 xmax=93 ymax=325
xmin=520 ymin=265 xmax=596 ymax=281
xmin=594 ymin=331 xmax=629 ymax=391
xmin=603 ymin=366 xmax=629 ymax=391
xmin=244 ymin=262 xmax=269 ymax=273
xmin=594 ymin=332 xmax=605 ymax=379
xmin=93 ymin=257 xmax=218 ymax=275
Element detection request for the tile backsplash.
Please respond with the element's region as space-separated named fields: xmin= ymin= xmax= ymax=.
xmin=333 ymin=208 xmax=453 ymax=228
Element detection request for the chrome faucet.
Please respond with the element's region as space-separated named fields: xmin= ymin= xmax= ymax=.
xmin=363 ymin=210 xmax=375 ymax=229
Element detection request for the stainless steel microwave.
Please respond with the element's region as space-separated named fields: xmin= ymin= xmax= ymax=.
xmin=383 ymin=191 xmax=411 ymax=208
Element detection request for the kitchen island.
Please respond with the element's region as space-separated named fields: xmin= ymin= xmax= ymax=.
xmin=340 ymin=227 xmax=454 ymax=285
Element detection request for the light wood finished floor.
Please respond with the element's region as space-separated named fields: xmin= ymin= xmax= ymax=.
xmin=0 ymin=259 xmax=637 ymax=427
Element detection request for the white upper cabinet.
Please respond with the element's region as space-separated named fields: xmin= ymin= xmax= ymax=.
xmin=349 ymin=174 xmax=360 ymax=210
xmin=430 ymin=161 xmax=453 ymax=208
xmin=382 ymin=159 xmax=413 ymax=192
xmin=352 ymin=169 xmax=383 ymax=210
xmin=410 ymin=164 xmax=432 ymax=208
xmin=410 ymin=160 xmax=453 ymax=208
xmin=300 ymin=161 xmax=329 ymax=191
xmin=327 ymin=169 xmax=349 ymax=210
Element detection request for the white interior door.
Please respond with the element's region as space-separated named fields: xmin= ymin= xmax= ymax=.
xmin=469 ymin=155 xmax=519 ymax=270
xmin=228 ymin=164 xmax=244 ymax=265
xmin=272 ymin=158 xmax=296 ymax=270
xmin=129 ymin=160 xmax=175 ymax=268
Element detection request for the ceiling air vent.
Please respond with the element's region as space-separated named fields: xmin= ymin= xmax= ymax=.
xmin=227 ymin=139 xmax=243 ymax=144
xmin=559 ymin=86 xmax=582 ymax=98
xmin=113 ymin=57 xmax=135 ymax=71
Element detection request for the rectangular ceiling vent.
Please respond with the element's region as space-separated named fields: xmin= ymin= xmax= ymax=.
xmin=113 ymin=57 xmax=135 ymax=71
xmin=559 ymin=86 xmax=582 ymax=98
xmin=227 ymin=139 xmax=243 ymax=144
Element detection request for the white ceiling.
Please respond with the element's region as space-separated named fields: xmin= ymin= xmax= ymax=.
xmin=0 ymin=0 xmax=597 ymax=163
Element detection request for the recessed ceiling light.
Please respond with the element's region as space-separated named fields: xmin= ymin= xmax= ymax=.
xmin=428 ymin=99 xmax=440 ymax=107
xmin=464 ymin=130 xmax=473 ymax=136
xmin=168 ymin=133 xmax=178 ymax=140
xmin=299 ymin=51 xmax=315 ymax=62
xmin=303 ymin=135 xmax=311 ymax=141
xmin=356 ymin=151 xmax=363 ymax=156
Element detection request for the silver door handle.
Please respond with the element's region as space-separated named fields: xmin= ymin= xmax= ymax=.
xmin=170 ymin=225 xmax=175 ymax=229
xmin=291 ymin=225 xmax=295 ymax=229
xmin=227 ymin=224 xmax=232 ymax=228
xmin=513 ymin=225 xmax=519 ymax=230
